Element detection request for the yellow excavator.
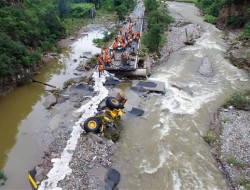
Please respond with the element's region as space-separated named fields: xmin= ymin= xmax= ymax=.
xmin=80 ymin=93 xmax=127 ymax=134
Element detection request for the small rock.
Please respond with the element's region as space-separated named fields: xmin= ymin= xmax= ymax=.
xmin=72 ymin=111 xmax=82 ymax=118
xmin=89 ymin=133 xmax=104 ymax=144
xmin=43 ymin=94 xmax=57 ymax=109
xmin=107 ymin=169 xmax=120 ymax=185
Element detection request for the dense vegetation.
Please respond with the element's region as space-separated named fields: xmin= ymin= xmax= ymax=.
xmin=0 ymin=0 xmax=134 ymax=79
xmin=197 ymin=0 xmax=250 ymax=37
xmin=142 ymin=0 xmax=174 ymax=52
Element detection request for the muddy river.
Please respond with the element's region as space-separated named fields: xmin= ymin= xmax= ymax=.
xmin=0 ymin=2 xmax=249 ymax=190
xmin=113 ymin=2 xmax=249 ymax=190
xmin=0 ymin=31 xmax=103 ymax=190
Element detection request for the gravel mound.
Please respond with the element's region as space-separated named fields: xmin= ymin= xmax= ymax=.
xmin=210 ymin=109 xmax=250 ymax=190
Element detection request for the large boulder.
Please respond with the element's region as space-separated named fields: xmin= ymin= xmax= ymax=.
xmin=198 ymin=56 xmax=214 ymax=77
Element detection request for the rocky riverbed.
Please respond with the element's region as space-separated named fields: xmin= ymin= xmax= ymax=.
xmin=29 ymin=2 xmax=249 ymax=190
xmin=208 ymin=106 xmax=250 ymax=190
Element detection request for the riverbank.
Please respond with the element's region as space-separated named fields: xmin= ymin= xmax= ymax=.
xmin=206 ymin=91 xmax=250 ymax=190
xmin=223 ymin=29 xmax=250 ymax=73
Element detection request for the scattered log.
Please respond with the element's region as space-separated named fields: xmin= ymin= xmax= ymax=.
xmin=31 ymin=79 xmax=57 ymax=88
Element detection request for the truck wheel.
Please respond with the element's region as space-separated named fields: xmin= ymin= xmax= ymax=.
xmin=106 ymin=97 xmax=121 ymax=110
xmin=83 ymin=117 xmax=101 ymax=133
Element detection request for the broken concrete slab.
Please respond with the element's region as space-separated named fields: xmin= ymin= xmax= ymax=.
xmin=127 ymin=107 xmax=144 ymax=116
xmin=132 ymin=80 xmax=166 ymax=94
xmin=107 ymin=168 xmax=120 ymax=185
xmin=104 ymin=76 xmax=121 ymax=86
xmin=61 ymin=83 xmax=95 ymax=97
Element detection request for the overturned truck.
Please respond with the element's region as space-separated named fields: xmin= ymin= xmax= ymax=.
xmin=81 ymin=93 xmax=127 ymax=134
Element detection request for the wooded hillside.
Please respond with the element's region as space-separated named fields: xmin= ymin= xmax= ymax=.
xmin=0 ymin=0 xmax=135 ymax=78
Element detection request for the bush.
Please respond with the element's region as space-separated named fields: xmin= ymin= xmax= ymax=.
xmin=93 ymin=38 xmax=105 ymax=47
xmin=203 ymin=131 xmax=218 ymax=144
xmin=86 ymin=55 xmax=97 ymax=65
xmin=142 ymin=5 xmax=174 ymax=53
xmin=226 ymin=156 xmax=244 ymax=168
xmin=223 ymin=91 xmax=250 ymax=110
xmin=226 ymin=16 xmax=247 ymax=28
xmin=70 ymin=3 xmax=94 ymax=18
xmin=239 ymin=177 xmax=250 ymax=190
xmin=204 ymin=14 xmax=217 ymax=24
xmin=243 ymin=24 xmax=250 ymax=38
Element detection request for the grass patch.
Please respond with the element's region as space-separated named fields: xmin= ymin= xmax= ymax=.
xmin=203 ymin=131 xmax=218 ymax=144
xmin=239 ymin=177 xmax=250 ymax=190
xmin=204 ymin=14 xmax=217 ymax=24
xmin=63 ymin=8 xmax=117 ymax=36
xmin=220 ymin=117 xmax=231 ymax=125
xmin=0 ymin=170 xmax=7 ymax=186
xmin=92 ymin=38 xmax=105 ymax=47
xmin=86 ymin=55 xmax=98 ymax=66
xmin=92 ymin=29 xmax=117 ymax=47
xmin=223 ymin=91 xmax=250 ymax=111
xmin=226 ymin=156 xmax=244 ymax=168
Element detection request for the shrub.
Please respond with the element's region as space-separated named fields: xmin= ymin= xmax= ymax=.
xmin=70 ymin=3 xmax=94 ymax=18
xmin=226 ymin=16 xmax=247 ymax=28
xmin=243 ymin=24 xmax=250 ymax=38
xmin=203 ymin=131 xmax=218 ymax=144
xmin=226 ymin=156 xmax=244 ymax=168
xmin=204 ymin=14 xmax=217 ymax=24
xmin=224 ymin=91 xmax=250 ymax=110
xmin=238 ymin=177 xmax=250 ymax=190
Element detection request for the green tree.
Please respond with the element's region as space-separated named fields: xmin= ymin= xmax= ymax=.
xmin=145 ymin=0 xmax=159 ymax=13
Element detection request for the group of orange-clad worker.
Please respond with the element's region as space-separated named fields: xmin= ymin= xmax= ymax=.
xmin=98 ymin=15 xmax=141 ymax=77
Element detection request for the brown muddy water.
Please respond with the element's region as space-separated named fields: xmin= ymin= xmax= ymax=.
xmin=0 ymin=31 xmax=103 ymax=190
xmin=113 ymin=2 xmax=249 ymax=190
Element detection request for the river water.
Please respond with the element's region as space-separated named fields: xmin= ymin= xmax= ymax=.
xmin=0 ymin=31 xmax=102 ymax=190
xmin=113 ymin=2 xmax=249 ymax=190
xmin=0 ymin=2 xmax=249 ymax=190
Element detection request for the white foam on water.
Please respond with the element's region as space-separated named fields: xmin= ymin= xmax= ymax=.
xmin=161 ymin=86 xmax=220 ymax=115
xmin=152 ymin=123 xmax=161 ymax=129
xmin=193 ymin=50 xmax=203 ymax=58
xmin=38 ymin=71 xmax=109 ymax=190
xmin=158 ymin=113 xmax=172 ymax=139
xmin=150 ymin=75 xmax=221 ymax=115
xmin=139 ymin=146 xmax=169 ymax=174
xmin=172 ymin=171 xmax=182 ymax=190
xmin=196 ymin=32 xmax=226 ymax=52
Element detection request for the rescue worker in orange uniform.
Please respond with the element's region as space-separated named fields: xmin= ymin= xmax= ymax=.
xmin=113 ymin=42 xmax=118 ymax=50
xmin=98 ymin=64 xmax=104 ymax=78
xmin=98 ymin=54 xmax=103 ymax=64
